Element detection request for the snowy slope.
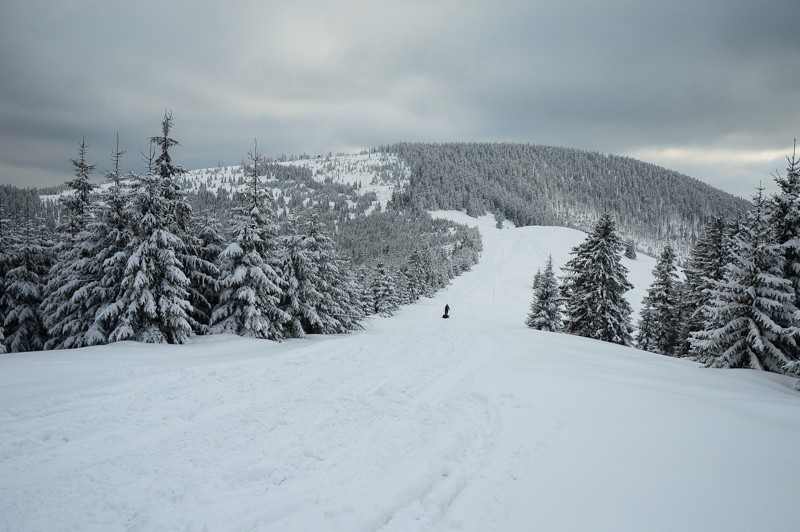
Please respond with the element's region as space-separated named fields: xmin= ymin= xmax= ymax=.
xmin=2 ymin=215 xmax=799 ymax=532
xmin=40 ymin=152 xmax=408 ymax=211
xmin=282 ymin=152 xmax=409 ymax=210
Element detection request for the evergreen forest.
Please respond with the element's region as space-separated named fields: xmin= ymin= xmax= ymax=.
xmin=0 ymin=114 xmax=480 ymax=352
xmin=527 ymin=147 xmax=800 ymax=379
xmin=385 ymin=142 xmax=749 ymax=257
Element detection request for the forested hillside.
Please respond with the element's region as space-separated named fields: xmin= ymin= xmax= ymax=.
xmin=384 ymin=142 xmax=750 ymax=256
xmin=1 ymin=131 xmax=479 ymax=353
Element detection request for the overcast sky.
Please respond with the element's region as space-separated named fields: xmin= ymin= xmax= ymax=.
xmin=1 ymin=0 xmax=798 ymax=198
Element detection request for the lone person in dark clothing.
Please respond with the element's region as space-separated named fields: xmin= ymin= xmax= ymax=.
xmin=443 ymin=304 xmax=450 ymax=318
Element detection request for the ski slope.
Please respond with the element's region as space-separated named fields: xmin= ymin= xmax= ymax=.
xmin=1 ymin=214 xmax=799 ymax=532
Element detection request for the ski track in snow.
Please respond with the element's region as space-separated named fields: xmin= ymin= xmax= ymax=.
xmin=1 ymin=324 xmax=499 ymax=532
xmin=2 ymin=213 xmax=800 ymax=531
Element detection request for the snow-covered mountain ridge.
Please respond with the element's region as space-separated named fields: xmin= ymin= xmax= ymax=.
xmin=181 ymin=152 xmax=409 ymax=211
xmin=386 ymin=142 xmax=752 ymax=257
xmin=41 ymin=152 xmax=408 ymax=211
xmin=34 ymin=143 xmax=751 ymax=261
xmin=2 ymin=214 xmax=798 ymax=531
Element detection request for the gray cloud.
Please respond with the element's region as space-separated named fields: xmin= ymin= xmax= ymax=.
xmin=1 ymin=0 xmax=798 ymax=197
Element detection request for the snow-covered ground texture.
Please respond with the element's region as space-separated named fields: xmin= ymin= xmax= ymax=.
xmin=2 ymin=213 xmax=799 ymax=532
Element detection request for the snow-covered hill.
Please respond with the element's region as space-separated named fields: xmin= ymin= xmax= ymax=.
xmin=40 ymin=152 xmax=409 ymax=211
xmin=281 ymin=152 xmax=409 ymax=210
xmin=2 ymin=215 xmax=798 ymax=531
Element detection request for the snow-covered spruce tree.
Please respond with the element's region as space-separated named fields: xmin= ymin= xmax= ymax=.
xmin=680 ymin=216 xmax=728 ymax=357
xmin=299 ymin=214 xmax=364 ymax=333
xmin=525 ymin=255 xmax=562 ymax=331
xmin=635 ymin=297 xmax=659 ymax=353
xmin=61 ymin=138 xmax=96 ymax=236
xmin=212 ymin=142 xmax=289 ymax=340
xmin=333 ymin=263 xmax=367 ymax=332
xmin=451 ymin=225 xmax=481 ymax=274
xmin=3 ymin=215 xmax=51 ymax=352
xmin=689 ymin=188 xmax=800 ymax=374
xmin=532 ymin=268 xmax=542 ymax=292
xmin=82 ymin=137 xmax=133 ymax=345
xmin=409 ymin=246 xmax=436 ymax=298
xmin=770 ymin=142 xmax=800 ymax=363
xmin=40 ymin=139 xmax=97 ymax=349
xmin=354 ymin=266 xmax=376 ymax=318
xmin=152 ymin=111 xmax=186 ymax=187
xmin=408 ymin=249 xmax=428 ymax=298
xmin=150 ymin=110 xmax=214 ymax=335
xmin=561 ymin=213 xmax=633 ymax=345
xmin=110 ymin=142 xmax=192 ymax=344
xmin=396 ymin=262 xmax=417 ymax=306
xmin=637 ymin=246 xmax=681 ymax=356
xmin=182 ymin=215 xmax=222 ymax=334
xmin=428 ymin=247 xmax=452 ymax=293
xmin=370 ymin=262 xmax=400 ymax=316
xmin=0 ymin=200 xmax=11 ymax=353
xmin=724 ymin=215 xmax=743 ymax=257
xmin=458 ymin=224 xmax=482 ymax=269
xmin=624 ymin=239 xmax=637 ymax=260
xmin=278 ymin=221 xmax=309 ymax=339
xmin=278 ymin=213 xmax=362 ymax=337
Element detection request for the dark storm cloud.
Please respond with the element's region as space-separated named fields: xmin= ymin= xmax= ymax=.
xmin=0 ymin=0 xmax=798 ymax=196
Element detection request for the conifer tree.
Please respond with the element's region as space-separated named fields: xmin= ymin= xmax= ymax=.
xmin=690 ymin=188 xmax=800 ymax=374
xmin=151 ymin=110 xmax=185 ymax=181
xmin=3 ymin=215 xmax=51 ymax=352
xmin=770 ymin=141 xmax=800 ymax=362
xmin=298 ymin=214 xmax=364 ymax=333
xmin=83 ymin=137 xmax=133 ymax=345
xmin=396 ymin=262 xmax=418 ymax=305
xmin=635 ymin=297 xmax=659 ymax=352
xmin=525 ymin=255 xmax=562 ymax=331
xmin=370 ymin=262 xmax=399 ymax=316
xmin=61 ymin=139 xmax=96 ymax=237
xmin=278 ymin=221 xmax=310 ymax=339
xmin=40 ymin=140 xmax=97 ymax=349
xmin=680 ymin=216 xmax=728 ymax=357
xmin=183 ymin=215 xmax=222 ymax=334
xmin=428 ymin=247 xmax=452 ymax=293
xmin=152 ymin=111 xmax=213 ymax=331
xmin=110 ymin=142 xmax=192 ymax=344
xmin=277 ymin=213 xmax=362 ymax=337
xmin=561 ymin=214 xmax=633 ymax=345
xmin=335 ymin=265 xmax=367 ymax=331
xmin=638 ymin=246 xmax=680 ymax=356
xmin=212 ymin=142 xmax=289 ymax=339
xmin=457 ymin=225 xmax=482 ymax=269
xmin=409 ymin=247 xmax=435 ymax=298
xmin=532 ymin=268 xmax=542 ymax=292
xmin=0 ymin=201 xmax=11 ymax=353
xmin=624 ymin=239 xmax=637 ymax=260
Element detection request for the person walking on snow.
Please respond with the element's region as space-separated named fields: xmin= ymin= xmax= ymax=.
xmin=443 ymin=304 xmax=450 ymax=318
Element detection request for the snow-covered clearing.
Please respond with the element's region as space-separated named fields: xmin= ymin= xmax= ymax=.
xmin=2 ymin=213 xmax=799 ymax=531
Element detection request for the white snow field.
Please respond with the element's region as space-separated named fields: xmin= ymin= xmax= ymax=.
xmin=2 ymin=213 xmax=799 ymax=532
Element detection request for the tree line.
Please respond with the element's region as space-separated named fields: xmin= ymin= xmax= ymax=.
xmin=0 ymin=112 xmax=480 ymax=353
xmin=527 ymin=148 xmax=800 ymax=379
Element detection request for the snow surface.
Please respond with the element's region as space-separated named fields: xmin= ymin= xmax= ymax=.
xmin=2 ymin=214 xmax=799 ymax=532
